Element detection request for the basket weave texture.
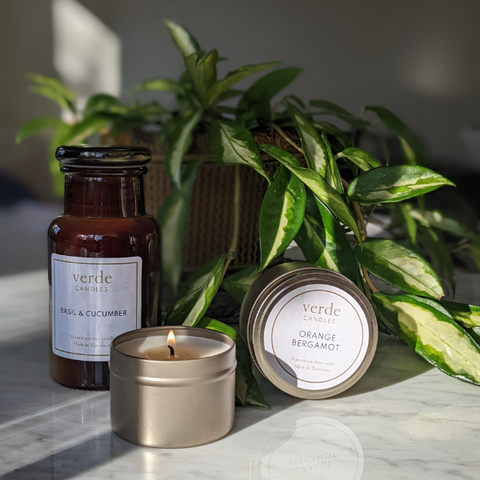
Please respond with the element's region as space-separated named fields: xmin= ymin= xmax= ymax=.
xmin=106 ymin=130 xmax=302 ymax=270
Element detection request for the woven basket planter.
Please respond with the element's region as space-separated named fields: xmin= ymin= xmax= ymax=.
xmin=103 ymin=130 xmax=302 ymax=270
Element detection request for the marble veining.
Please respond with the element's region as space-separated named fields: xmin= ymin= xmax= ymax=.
xmin=1 ymin=271 xmax=480 ymax=479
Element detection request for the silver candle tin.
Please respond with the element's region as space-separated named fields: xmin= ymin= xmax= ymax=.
xmin=110 ymin=326 xmax=236 ymax=448
xmin=240 ymin=262 xmax=377 ymax=400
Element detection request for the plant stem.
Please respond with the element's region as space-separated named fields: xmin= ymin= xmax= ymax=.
xmin=230 ymin=164 xmax=241 ymax=253
xmin=214 ymin=164 xmax=242 ymax=294
xmin=379 ymin=134 xmax=390 ymax=166
xmin=362 ymin=267 xmax=379 ymax=294
xmin=352 ymin=202 xmax=366 ymax=239
xmin=365 ymin=214 xmax=388 ymax=227
xmin=219 ymin=251 xmax=237 ymax=289
xmin=341 ymin=178 xmax=367 ymax=241
xmin=450 ymin=244 xmax=470 ymax=254
xmin=362 ymin=109 xmax=390 ymax=165
xmin=417 ymin=195 xmax=425 ymax=213
xmin=270 ymin=123 xmax=303 ymax=154
xmin=363 ymin=205 xmax=378 ymax=228
xmin=346 ymin=235 xmax=359 ymax=245
xmin=340 ymin=173 xmax=376 ymax=292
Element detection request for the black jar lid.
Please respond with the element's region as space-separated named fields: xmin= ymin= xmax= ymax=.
xmin=56 ymin=146 xmax=151 ymax=166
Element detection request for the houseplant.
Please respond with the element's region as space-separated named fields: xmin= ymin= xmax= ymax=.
xmin=17 ymin=20 xmax=480 ymax=408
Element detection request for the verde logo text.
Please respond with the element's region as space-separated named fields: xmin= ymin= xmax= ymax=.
xmin=73 ymin=270 xmax=112 ymax=292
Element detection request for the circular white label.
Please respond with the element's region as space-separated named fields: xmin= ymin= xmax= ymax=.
xmin=263 ymin=284 xmax=369 ymax=390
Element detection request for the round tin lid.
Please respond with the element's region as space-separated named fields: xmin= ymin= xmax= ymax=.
xmin=241 ymin=263 xmax=378 ymax=400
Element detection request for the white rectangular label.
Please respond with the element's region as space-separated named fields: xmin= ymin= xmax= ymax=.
xmin=51 ymin=254 xmax=142 ymax=361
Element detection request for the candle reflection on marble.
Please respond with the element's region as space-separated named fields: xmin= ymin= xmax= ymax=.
xmin=250 ymin=416 xmax=363 ymax=480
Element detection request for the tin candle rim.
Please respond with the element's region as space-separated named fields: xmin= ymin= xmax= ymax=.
xmin=240 ymin=263 xmax=378 ymax=400
xmin=111 ymin=325 xmax=236 ymax=363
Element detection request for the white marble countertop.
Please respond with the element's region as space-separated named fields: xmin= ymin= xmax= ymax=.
xmin=1 ymin=270 xmax=480 ymax=480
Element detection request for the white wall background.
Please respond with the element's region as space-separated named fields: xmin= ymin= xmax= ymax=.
xmin=2 ymin=0 xmax=480 ymax=201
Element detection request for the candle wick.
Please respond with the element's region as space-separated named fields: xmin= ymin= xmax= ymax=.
xmin=168 ymin=345 xmax=175 ymax=357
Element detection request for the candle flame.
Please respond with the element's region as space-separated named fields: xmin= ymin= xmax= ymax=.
xmin=167 ymin=330 xmax=176 ymax=347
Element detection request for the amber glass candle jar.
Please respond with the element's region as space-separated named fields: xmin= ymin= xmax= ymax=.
xmin=48 ymin=146 xmax=161 ymax=390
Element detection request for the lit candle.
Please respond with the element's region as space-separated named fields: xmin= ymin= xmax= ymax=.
xmin=145 ymin=330 xmax=199 ymax=360
xmin=110 ymin=326 xmax=237 ymax=448
xmin=115 ymin=328 xmax=229 ymax=360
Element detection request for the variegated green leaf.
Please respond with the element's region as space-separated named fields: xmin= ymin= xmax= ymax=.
xmin=371 ymin=296 xmax=403 ymax=337
xmin=163 ymin=19 xmax=201 ymax=57
xmin=313 ymin=121 xmax=353 ymax=149
xmin=16 ymin=117 xmax=63 ymax=144
xmin=469 ymin=236 xmax=480 ymax=270
xmin=185 ymin=53 xmax=206 ymax=102
xmin=240 ymin=97 xmax=270 ymax=127
xmin=347 ymin=166 xmax=454 ymax=204
xmin=223 ymin=266 xmax=261 ymax=304
xmin=50 ymin=114 xmax=115 ymax=192
xmin=418 ymin=227 xmax=455 ymax=296
xmin=365 ymin=106 xmax=427 ymax=165
xmin=210 ymin=119 xmax=270 ymax=183
xmin=237 ymin=67 xmax=301 ymax=120
xmin=409 ymin=294 xmax=455 ymax=319
xmin=28 ymin=73 xmax=76 ymax=104
xmin=295 ymin=190 xmax=358 ymax=282
xmin=286 ymin=102 xmax=327 ymax=177
xmin=103 ymin=100 xmax=165 ymax=136
xmin=373 ymin=293 xmax=480 ymax=384
xmin=407 ymin=207 xmax=476 ymax=240
xmin=442 ymin=300 xmax=480 ymax=328
xmin=258 ymin=144 xmax=362 ymax=244
xmin=355 ymin=238 xmax=444 ymax=299
xmin=157 ymin=161 xmax=201 ymax=293
xmin=310 ymin=100 xmax=367 ymax=130
xmin=216 ymin=89 xmax=243 ymax=103
xmin=50 ymin=115 xmax=111 ymax=196
xmin=165 ymin=109 xmax=202 ymax=188
xmin=185 ymin=50 xmax=218 ymax=105
xmin=130 ymin=101 xmax=165 ymax=117
xmin=49 ymin=123 xmax=73 ymax=197
xmin=283 ymin=94 xmax=305 ymax=110
xmin=166 ymin=254 xmax=227 ymax=327
xmin=469 ymin=327 xmax=480 ymax=347
xmin=213 ymin=106 xmax=241 ymax=115
xmin=338 ymin=147 xmax=382 ymax=172
xmin=132 ymin=78 xmax=186 ymax=95
xmin=259 ymin=165 xmax=306 ymax=270
xmin=197 ymin=318 xmax=270 ymax=408
xmin=29 ymin=85 xmax=75 ymax=112
xmin=207 ymin=62 xmax=281 ymax=107
xmin=375 ymin=293 xmax=456 ymax=337
xmin=322 ymin=133 xmax=343 ymax=192
xmin=67 ymin=115 xmax=110 ymax=145
xmin=399 ymin=203 xmax=417 ymax=246
xmin=83 ymin=94 xmax=129 ymax=116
